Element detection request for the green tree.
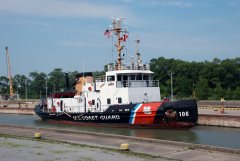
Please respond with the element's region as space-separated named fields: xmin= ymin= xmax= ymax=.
xmin=29 ymin=72 xmax=47 ymax=98
xmin=0 ymin=76 xmax=9 ymax=94
xmin=149 ymin=56 xmax=240 ymax=100
xmin=195 ymin=78 xmax=210 ymax=100
xmin=212 ymin=84 xmax=225 ymax=100
xmin=48 ymin=68 xmax=65 ymax=93
xmin=13 ymin=74 xmax=29 ymax=98
xmin=233 ymin=87 xmax=240 ymax=100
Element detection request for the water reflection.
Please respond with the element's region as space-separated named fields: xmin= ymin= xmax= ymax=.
xmin=0 ymin=114 xmax=239 ymax=149
xmin=129 ymin=128 xmax=197 ymax=142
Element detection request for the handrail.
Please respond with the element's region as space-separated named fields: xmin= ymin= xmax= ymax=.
xmin=116 ymin=80 xmax=159 ymax=88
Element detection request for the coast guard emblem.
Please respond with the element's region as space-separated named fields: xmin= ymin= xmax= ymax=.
xmin=143 ymin=106 xmax=151 ymax=114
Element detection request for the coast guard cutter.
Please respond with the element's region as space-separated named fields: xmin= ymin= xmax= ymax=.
xmin=35 ymin=18 xmax=198 ymax=128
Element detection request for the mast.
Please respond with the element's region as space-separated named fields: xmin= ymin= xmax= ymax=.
xmin=109 ymin=18 xmax=128 ymax=70
xmin=135 ymin=36 xmax=143 ymax=69
xmin=135 ymin=37 xmax=142 ymax=69
xmin=5 ymin=46 xmax=14 ymax=97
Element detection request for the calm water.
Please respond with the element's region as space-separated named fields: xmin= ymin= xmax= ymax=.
xmin=0 ymin=114 xmax=239 ymax=149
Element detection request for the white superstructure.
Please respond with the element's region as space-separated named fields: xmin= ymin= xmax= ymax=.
xmin=46 ymin=18 xmax=161 ymax=113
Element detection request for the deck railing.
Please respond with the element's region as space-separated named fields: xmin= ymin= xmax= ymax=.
xmin=116 ymin=80 xmax=159 ymax=88
xmin=108 ymin=64 xmax=150 ymax=71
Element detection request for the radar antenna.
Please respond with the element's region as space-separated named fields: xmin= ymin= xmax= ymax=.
xmin=135 ymin=36 xmax=143 ymax=69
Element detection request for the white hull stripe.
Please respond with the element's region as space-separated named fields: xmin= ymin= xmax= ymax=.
xmin=129 ymin=104 xmax=142 ymax=124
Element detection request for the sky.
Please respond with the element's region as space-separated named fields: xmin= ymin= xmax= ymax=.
xmin=0 ymin=0 xmax=240 ymax=76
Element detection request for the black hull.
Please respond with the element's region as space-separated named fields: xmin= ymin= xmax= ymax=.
xmin=34 ymin=99 xmax=198 ymax=129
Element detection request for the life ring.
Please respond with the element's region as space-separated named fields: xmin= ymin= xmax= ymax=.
xmin=88 ymin=100 xmax=92 ymax=106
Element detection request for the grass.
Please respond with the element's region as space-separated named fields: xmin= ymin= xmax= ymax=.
xmin=0 ymin=141 xmax=25 ymax=148
xmin=0 ymin=133 xmax=162 ymax=161
xmin=32 ymin=145 xmax=43 ymax=148
xmin=51 ymin=150 xmax=66 ymax=154
xmin=75 ymin=157 xmax=96 ymax=161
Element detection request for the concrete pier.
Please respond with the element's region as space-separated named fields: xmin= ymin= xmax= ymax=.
xmin=0 ymin=124 xmax=239 ymax=161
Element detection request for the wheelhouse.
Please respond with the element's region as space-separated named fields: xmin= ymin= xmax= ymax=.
xmin=106 ymin=70 xmax=159 ymax=88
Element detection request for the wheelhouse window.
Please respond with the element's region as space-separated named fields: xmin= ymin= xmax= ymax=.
xmin=117 ymin=75 xmax=121 ymax=81
xmin=130 ymin=74 xmax=135 ymax=80
xmin=123 ymin=75 xmax=128 ymax=81
xmin=136 ymin=74 xmax=142 ymax=80
xmin=107 ymin=75 xmax=115 ymax=82
xmin=143 ymin=74 xmax=149 ymax=80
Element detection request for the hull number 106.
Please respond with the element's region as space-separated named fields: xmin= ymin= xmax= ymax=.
xmin=179 ymin=111 xmax=189 ymax=117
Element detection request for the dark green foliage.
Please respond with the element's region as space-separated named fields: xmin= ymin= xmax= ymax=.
xmin=0 ymin=68 xmax=106 ymax=99
xmin=0 ymin=57 xmax=239 ymax=100
xmin=29 ymin=72 xmax=47 ymax=98
xmin=150 ymin=57 xmax=240 ymax=100
xmin=47 ymin=68 xmax=65 ymax=93
xmin=0 ymin=76 xmax=9 ymax=94
xmin=195 ymin=78 xmax=210 ymax=100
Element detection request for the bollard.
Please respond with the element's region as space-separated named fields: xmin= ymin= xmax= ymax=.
xmin=34 ymin=133 xmax=42 ymax=139
xmin=120 ymin=143 xmax=129 ymax=151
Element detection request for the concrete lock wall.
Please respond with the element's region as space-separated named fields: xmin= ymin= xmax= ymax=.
xmin=198 ymin=114 xmax=240 ymax=128
xmin=0 ymin=108 xmax=34 ymax=115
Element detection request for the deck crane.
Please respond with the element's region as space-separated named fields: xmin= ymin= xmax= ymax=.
xmin=5 ymin=46 xmax=14 ymax=97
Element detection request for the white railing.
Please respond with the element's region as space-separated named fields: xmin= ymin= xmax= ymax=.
xmin=116 ymin=80 xmax=159 ymax=88
xmin=108 ymin=64 xmax=150 ymax=71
